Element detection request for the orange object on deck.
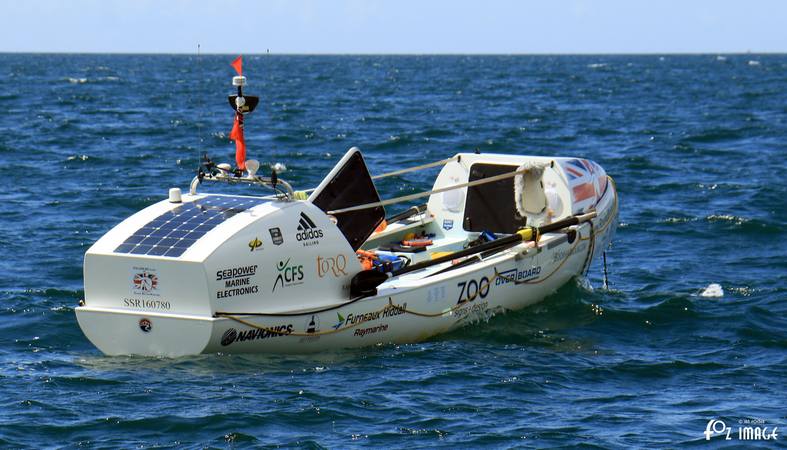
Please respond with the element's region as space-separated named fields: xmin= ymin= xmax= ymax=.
xmin=374 ymin=220 xmax=388 ymax=233
xmin=402 ymin=239 xmax=433 ymax=247
xmin=356 ymin=249 xmax=378 ymax=270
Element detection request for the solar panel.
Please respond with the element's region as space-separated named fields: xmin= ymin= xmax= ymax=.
xmin=114 ymin=195 xmax=266 ymax=258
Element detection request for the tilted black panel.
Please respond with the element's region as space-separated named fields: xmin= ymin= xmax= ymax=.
xmin=463 ymin=163 xmax=526 ymax=234
xmin=310 ymin=151 xmax=385 ymax=251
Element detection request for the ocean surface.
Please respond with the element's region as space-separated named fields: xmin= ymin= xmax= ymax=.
xmin=0 ymin=54 xmax=785 ymax=448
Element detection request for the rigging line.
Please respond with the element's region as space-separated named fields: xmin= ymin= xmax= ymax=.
xmin=327 ymin=166 xmax=531 ymax=215
xmin=297 ymin=156 xmax=458 ymax=195
xmin=196 ymin=43 xmax=204 ymax=170
xmin=370 ymin=156 xmax=458 ymax=180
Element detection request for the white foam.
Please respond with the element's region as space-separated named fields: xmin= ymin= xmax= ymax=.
xmin=748 ymin=60 xmax=761 ymax=66
xmin=700 ymin=283 xmax=724 ymax=298
xmin=271 ymin=162 xmax=287 ymax=173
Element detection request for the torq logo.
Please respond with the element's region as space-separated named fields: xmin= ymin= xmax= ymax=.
xmin=296 ymin=212 xmax=324 ymax=242
xmin=317 ymin=255 xmax=348 ymax=277
xmin=272 ymin=258 xmax=304 ymax=292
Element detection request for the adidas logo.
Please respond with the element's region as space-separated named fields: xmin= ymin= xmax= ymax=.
xmin=296 ymin=212 xmax=324 ymax=242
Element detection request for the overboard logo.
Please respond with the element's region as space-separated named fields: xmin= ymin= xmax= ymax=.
xmin=220 ymin=324 xmax=294 ymax=346
xmin=132 ymin=268 xmax=159 ymax=295
xmin=495 ymin=266 xmax=542 ymax=286
xmin=295 ymin=212 xmax=324 ymax=246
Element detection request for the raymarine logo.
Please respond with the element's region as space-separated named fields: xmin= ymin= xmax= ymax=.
xmin=295 ymin=212 xmax=324 ymax=245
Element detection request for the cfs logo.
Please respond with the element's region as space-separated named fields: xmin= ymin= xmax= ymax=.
xmin=272 ymin=258 xmax=304 ymax=292
xmin=317 ymin=255 xmax=348 ymax=278
xmin=296 ymin=212 xmax=324 ymax=245
xmin=248 ymin=237 xmax=263 ymax=252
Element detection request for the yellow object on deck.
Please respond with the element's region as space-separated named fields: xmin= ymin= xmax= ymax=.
xmin=430 ymin=251 xmax=453 ymax=260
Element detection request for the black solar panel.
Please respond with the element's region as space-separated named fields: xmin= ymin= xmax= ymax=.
xmin=114 ymin=195 xmax=266 ymax=258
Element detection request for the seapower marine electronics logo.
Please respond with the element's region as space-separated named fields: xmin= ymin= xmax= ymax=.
xmin=272 ymin=258 xmax=304 ymax=292
xmin=295 ymin=212 xmax=323 ymax=246
xmin=220 ymin=324 xmax=294 ymax=346
xmin=131 ymin=268 xmax=159 ymax=295
xmin=704 ymin=418 xmax=778 ymax=442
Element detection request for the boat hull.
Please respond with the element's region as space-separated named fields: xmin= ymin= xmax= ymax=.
xmin=76 ymin=180 xmax=616 ymax=356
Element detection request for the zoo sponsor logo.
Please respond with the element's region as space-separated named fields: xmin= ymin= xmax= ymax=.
xmin=456 ymin=276 xmax=490 ymax=304
xmin=317 ymin=254 xmax=348 ymax=278
xmin=220 ymin=324 xmax=294 ymax=346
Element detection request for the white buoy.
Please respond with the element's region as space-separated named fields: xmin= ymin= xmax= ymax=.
xmin=168 ymin=187 xmax=182 ymax=203
xmin=700 ymin=283 xmax=724 ymax=298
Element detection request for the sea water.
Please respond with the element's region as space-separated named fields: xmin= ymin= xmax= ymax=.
xmin=0 ymin=54 xmax=785 ymax=447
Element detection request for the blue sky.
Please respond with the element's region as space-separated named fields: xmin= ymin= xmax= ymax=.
xmin=1 ymin=0 xmax=785 ymax=53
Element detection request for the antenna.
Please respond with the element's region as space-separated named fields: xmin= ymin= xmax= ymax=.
xmin=196 ymin=43 xmax=204 ymax=171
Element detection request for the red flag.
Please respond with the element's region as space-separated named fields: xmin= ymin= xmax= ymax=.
xmin=229 ymin=113 xmax=246 ymax=170
xmin=230 ymin=55 xmax=243 ymax=76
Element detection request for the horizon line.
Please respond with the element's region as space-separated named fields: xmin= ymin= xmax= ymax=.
xmin=0 ymin=51 xmax=785 ymax=57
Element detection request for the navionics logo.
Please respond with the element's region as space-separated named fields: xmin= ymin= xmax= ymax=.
xmin=295 ymin=212 xmax=323 ymax=246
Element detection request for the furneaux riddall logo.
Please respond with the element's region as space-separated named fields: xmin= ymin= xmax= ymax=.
xmin=332 ymin=312 xmax=345 ymax=330
xmin=272 ymin=258 xmax=304 ymax=292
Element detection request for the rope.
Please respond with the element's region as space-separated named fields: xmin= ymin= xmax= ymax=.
xmin=371 ymin=156 xmax=458 ymax=180
xmin=299 ymin=156 xmax=458 ymax=195
xmin=327 ymin=167 xmax=530 ymax=215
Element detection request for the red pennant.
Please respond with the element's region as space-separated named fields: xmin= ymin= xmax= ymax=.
xmin=230 ymin=55 xmax=243 ymax=76
xmin=229 ymin=113 xmax=246 ymax=170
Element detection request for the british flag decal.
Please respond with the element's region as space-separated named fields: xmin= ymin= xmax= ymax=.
xmin=132 ymin=271 xmax=158 ymax=293
xmin=559 ymin=158 xmax=607 ymax=213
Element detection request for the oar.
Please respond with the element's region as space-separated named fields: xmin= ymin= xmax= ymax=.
xmin=386 ymin=204 xmax=427 ymax=224
xmin=350 ymin=211 xmax=597 ymax=296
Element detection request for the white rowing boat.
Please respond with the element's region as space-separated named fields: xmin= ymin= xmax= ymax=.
xmin=75 ymin=58 xmax=618 ymax=357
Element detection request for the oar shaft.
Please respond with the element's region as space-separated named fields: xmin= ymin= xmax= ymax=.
xmin=392 ymin=212 xmax=597 ymax=278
